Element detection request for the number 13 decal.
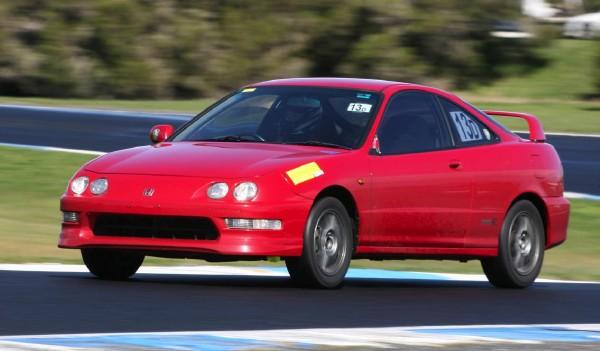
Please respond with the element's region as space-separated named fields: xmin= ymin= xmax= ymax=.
xmin=449 ymin=111 xmax=482 ymax=142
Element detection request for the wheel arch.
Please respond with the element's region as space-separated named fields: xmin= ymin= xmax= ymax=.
xmin=509 ymin=192 xmax=548 ymax=244
xmin=314 ymin=185 xmax=359 ymax=250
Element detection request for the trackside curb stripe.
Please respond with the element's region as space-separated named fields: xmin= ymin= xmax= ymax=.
xmin=0 ymin=264 xmax=598 ymax=284
xmin=1 ymin=324 xmax=600 ymax=349
xmin=564 ymin=191 xmax=600 ymax=201
xmin=0 ymin=142 xmax=105 ymax=156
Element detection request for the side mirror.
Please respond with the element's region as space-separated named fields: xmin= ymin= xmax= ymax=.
xmin=369 ymin=135 xmax=382 ymax=155
xmin=149 ymin=124 xmax=174 ymax=144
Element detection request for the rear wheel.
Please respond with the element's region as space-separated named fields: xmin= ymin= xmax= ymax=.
xmin=81 ymin=248 xmax=144 ymax=280
xmin=481 ymin=200 xmax=545 ymax=288
xmin=285 ymin=197 xmax=353 ymax=289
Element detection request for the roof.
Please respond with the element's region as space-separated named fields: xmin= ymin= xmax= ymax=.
xmin=252 ymin=78 xmax=411 ymax=92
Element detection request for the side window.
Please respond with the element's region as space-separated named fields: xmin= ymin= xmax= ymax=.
xmin=377 ymin=91 xmax=451 ymax=155
xmin=439 ymin=98 xmax=497 ymax=146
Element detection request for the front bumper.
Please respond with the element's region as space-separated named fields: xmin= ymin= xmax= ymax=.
xmin=59 ymin=187 xmax=311 ymax=257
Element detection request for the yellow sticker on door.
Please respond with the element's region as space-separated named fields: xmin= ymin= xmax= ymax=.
xmin=286 ymin=162 xmax=324 ymax=185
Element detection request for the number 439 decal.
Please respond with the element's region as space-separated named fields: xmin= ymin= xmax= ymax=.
xmin=449 ymin=111 xmax=486 ymax=142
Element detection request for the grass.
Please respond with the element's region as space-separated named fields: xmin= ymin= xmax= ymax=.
xmin=467 ymin=39 xmax=598 ymax=101
xmin=461 ymin=39 xmax=600 ymax=133
xmin=1 ymin=41 xmax=600 ymax=134
xmin=0 ymin=145 xmax=598 ymax=280
xmin=469 ymin=99 xmax=600 ymax=134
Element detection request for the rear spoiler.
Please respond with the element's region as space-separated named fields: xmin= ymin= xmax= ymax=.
xmin=483 ymin=110 xmax=546 ymax=142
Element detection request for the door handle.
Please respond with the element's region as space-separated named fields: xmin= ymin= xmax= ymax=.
xmin=449 ymin=160 xmax=462 ymax=169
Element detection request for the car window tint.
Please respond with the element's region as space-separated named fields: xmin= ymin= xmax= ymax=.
xmin=329 ymin=97 xmax=372 ymax=128
xmin=199 ymin=94 xmax=277 ymax=133
xmin=377 ymin=91 xmax=451 ymax=155
xmin=174 ymin=86 xmax=381 ymax=149
xmin=439 ymin=98 xmax=497 ymax=146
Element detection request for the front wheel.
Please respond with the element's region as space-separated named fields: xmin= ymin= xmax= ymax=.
xmin=81 ymin=249 xmax=144 ymax=280
xmin=481 ymin=200 xmax=545 ymax=288
xmin=285 ymin=197 xmax=353 ymax=289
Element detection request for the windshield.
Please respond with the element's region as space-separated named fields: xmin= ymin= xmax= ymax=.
xmin=172 ymin=86 xmax=381 ymax=149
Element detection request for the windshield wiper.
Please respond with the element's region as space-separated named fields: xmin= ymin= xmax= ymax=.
xmin=286 ymin=140 xmax=352 ymax=150
xmin=193 ymin=135 xmax=264 ymax=143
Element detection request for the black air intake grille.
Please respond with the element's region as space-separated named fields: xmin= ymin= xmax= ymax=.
xmin=93 ymin=214 xmax=219 ymax=240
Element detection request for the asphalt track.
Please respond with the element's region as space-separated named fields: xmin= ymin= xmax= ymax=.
xmin=0 ymin=104 xmax=599 ymax=195
xmin=1 ymin=104 xmax=600 ymax=342
xmin=1 ymin=268 xmax=600 ymax=336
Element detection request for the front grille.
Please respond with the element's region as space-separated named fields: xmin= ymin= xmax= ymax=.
xmin=93 ymin=214 xmax=219 ymax=240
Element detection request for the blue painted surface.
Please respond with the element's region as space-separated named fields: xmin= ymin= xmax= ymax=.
xmin=4 ymin=326 xmax=600 ymax=350
xmin=413 ymin=326 xmax=600 ymax=342
xmin=265 ymin=267 xmax=450 ymax=281
xmin=7 ymin=334 xmax=305 ymax=351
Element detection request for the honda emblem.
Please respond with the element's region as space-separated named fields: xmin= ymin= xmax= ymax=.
xmin=143 ymin=188 xmax=155 ymax=197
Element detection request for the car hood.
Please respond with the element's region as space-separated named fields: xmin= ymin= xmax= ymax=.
xmin=85 ymin=142 xmax=347 ymax=178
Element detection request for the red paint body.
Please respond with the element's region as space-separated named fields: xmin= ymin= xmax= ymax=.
xmin=59 ymin=78 xmax=569 ymax=261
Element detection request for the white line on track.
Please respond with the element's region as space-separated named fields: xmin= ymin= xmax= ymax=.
xmin=564 ymin=191 xmax=600 ymax=201
xmin=0 ymin=103 xmax=193 ymax=119
xmin=1 ymin=264 xmax=598 ymax=284
xmin=2 ymin=324 xmax=600 ymax=349
xmin=0 ymin=142 xmax=105 ymax=156
xmin=0 ymin=264 xmax=285 ymax=277
xmin=514 ymin=130 xmax=600 ymax=138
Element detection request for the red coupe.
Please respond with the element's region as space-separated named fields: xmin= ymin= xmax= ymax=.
xmin=59 ymin=78 xmax=570 ymax=288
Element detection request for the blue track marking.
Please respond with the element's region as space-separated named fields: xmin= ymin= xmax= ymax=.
xmin=411 ymin=325 xmax=600 ymax=343
xmin=265 ymin=266 xmax=451 ymax=280
xmin=3 ymin=325 xmax=600 ymax=350
xmin=5 ymin=334 xmax=306 ymax=351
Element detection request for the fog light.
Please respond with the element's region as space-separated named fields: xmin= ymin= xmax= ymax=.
xmin=224 ymin=218 xmax=282 ymax=230
xmin=63 ymin=211 xmax=80 ymax=223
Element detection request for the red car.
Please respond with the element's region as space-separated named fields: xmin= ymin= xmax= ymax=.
xmin=59 ymin=78 xmax=569 ymax=289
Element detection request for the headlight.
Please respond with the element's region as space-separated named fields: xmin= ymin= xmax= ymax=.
xmin=70 ymin=176 xmax=89 ymax=195
xmin=90 ymin=178 xmax=108 ymax=195
xmin=207 ymin=182 xmax=229 ymax=199
xmin=233 ymin=182 xmax=258 ymax=201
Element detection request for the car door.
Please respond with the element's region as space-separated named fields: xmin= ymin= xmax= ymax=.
xmin=366 ymin=91 xmax=471 ymax=248
xmin=435 ymin=96 xmax=504 ymax=248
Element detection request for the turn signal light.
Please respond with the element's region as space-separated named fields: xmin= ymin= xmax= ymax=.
xmin=224 ymin=218 xmax=282 ymax=230
xmin=62 ymin=211 xmax=80 ymax=223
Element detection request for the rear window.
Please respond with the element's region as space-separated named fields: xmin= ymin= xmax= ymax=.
xmin=439 ymin=98 xmax=499 ymax=146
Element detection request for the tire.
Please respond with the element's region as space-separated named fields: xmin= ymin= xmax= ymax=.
xmin=81 ymin=248 xmax=144 ymax=280
xmin=481 ymin=200 xmax=545 ymax=288
xmin=285 ymin=197 xmax=353 ymax=289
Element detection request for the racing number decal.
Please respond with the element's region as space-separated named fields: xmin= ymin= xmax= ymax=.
xmin=449 ymin=111 xmax=483 ymax=142
xmin=347 ymin=103 xmax=372 ymax=113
